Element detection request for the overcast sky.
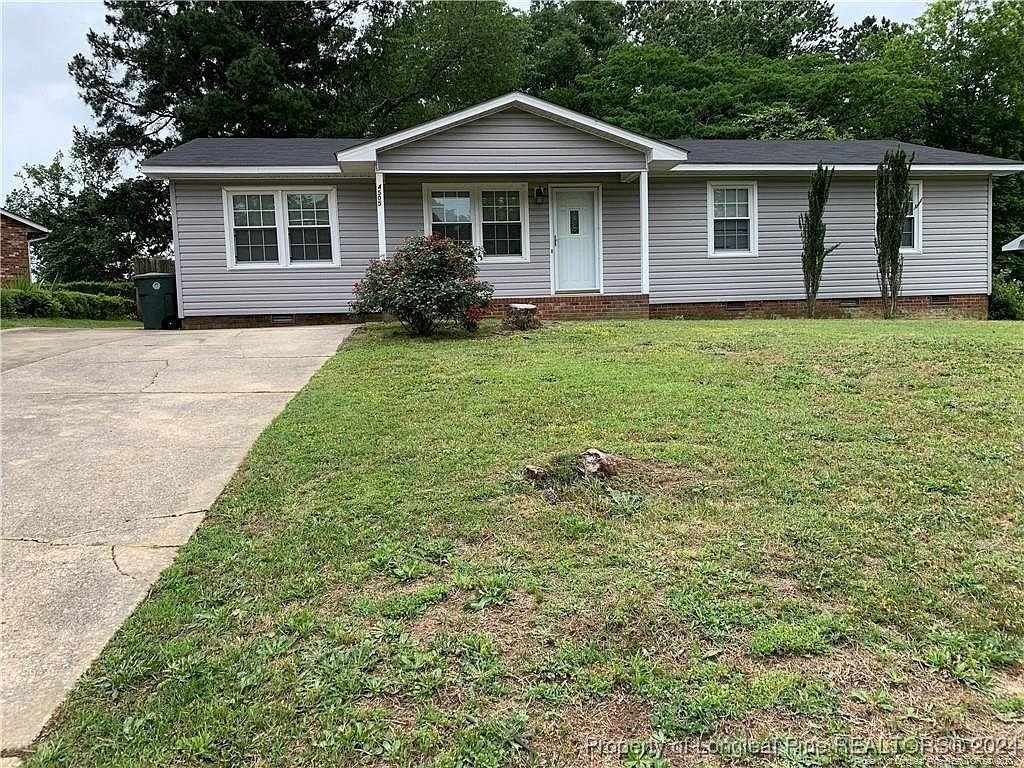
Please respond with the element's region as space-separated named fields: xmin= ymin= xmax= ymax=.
xmin=1 ymin=0 xmax=930 ymax=197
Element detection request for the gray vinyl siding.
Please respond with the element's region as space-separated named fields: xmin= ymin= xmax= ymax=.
xmin=601 ymin=182 xmax=642 ymax=294
xmin=377 ymin=109 xmax=646 ymax=174
xmin=649 ymin=175 xmax=990 ymax=303
xmin=172 ymin=179 xmax=376 ymax=316
xmin=172 ymin=173 xmax=990 ymax=316
xmin=172 ymin=175 xmax=642 ymax=314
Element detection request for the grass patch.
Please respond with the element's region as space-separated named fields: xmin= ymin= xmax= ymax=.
xmin=0 ymin=317 xmax=141 ymax=329
xmin=24 ymin=319 xmax=1024 ymax=767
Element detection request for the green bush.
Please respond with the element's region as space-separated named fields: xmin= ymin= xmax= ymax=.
xmin=55 ymin=280 xmax=135 ymax=299
xmin=0 ymin=287 xmax=135 ymax=320
xmin=352 ymin=234 xmax=493 ymax=336
xmin=989 ymin=271 xmax=1024 ymax=320
xmin=1 ymin=288 xmax=58 ymax=317
xmin=1 ymin=290 xmax=17 ymax=318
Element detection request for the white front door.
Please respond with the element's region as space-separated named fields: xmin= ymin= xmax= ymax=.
xmin=553 ymin=188 xmax=599 ymax=292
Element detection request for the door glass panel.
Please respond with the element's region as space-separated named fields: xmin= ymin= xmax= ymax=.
xmin=569 ymin=210 xmax=580 ymax=235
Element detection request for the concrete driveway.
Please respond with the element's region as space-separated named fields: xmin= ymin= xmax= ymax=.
xmin=0 ymin=324 xmax=355 ymax=756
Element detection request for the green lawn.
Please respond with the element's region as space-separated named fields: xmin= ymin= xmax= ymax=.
xmin=0 ymin=317 xmax=141 ymax=329
xmin=26 ymin=320 xmax=1024 ymax=767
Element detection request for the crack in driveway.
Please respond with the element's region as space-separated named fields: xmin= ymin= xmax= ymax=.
xmin=141 ymin=359 xmax=170 ymax=391
xmin=109 ymin=547 xmax=135 ymax=579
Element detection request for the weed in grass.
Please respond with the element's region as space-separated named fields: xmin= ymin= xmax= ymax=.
xmin=748 ymin=670 xmax=804 ymax=708
xmin=850 ymin=687 xmax=896 ymax=712
xmin=433 ymin=711 xmax=530 ymax=768
xmin=464 ymin=575 xmax=513 ymax=611
xmin=991 ymin=694 xmax=1024 ymax=723
xmin=533 ymin=641 xmax=616 ymax=699
xmin=919 ymin=627 xmax=1023 ymax=689
xmin=652 ymin=678 xmax=745 ymax=736
xmin=622 ymin=741 xmax=669 ymax=768
xmin=608 ymin=487 xmax=645 ymax=517
xmin=748 ymin=613 xmax=847 ymax=658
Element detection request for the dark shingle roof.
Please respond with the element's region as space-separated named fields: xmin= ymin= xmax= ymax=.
xmin=666 ymin=139 xmax=1020 ymax=165
xmin=141 ymin=138 xmax=363 ymax=167
xmin=142 ymin=136 xmax=1021 ymax=168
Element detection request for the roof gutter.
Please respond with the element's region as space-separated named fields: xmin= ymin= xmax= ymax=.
xmin=141 ymin=165 xmax=344 ymax=179
xmin=669 ymin=163 xmax=1024 ymax=175
xmin=0 ymin=209 xmax=51 ymax=235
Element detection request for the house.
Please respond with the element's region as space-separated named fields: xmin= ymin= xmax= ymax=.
xmin=1 ymin=209 xmax=49 ymax=286
xmin=141 ymin=92 xmax=1024 ymax=327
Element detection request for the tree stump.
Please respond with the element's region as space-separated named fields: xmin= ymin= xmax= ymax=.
xmin=580 ymin=448 xmax=618 ymax=478
xmin=503 ymin=303 xmax=541 ymax=331
xmin=523 ymin=465 xmax=549 ymax=487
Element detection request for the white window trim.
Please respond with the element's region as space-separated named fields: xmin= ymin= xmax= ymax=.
xmin=901 ymin=181 xmax=924 ymax=255
xmin=872 ymin=180 xmax=923 ymax=255
xmin=421 ymin=182 xmax=531 ymax=263
xmin=707 ymin=180 xmax=758 ymax=257
xmin=222 ymin=186 xmax=341 ymax=270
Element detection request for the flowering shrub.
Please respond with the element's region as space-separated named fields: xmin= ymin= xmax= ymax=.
xmin=352 ymin=234 xmax=494 ymax=336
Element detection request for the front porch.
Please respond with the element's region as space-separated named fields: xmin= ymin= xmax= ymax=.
xmin=375 ymin=173 xmax=651 ymax=304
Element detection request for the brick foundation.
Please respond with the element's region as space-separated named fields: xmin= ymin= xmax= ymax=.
xmin=182 ymin=312 xmax=357 ymax=330
xmin=485 ymin=293 xmax=649 ymax=320
xmin=649 ymin=294 xmax=988 ymax=320
xmin=1 ymin=216 xmax=33 ymax=286
xmin=180 ymin=293 xmax=987 ymax=328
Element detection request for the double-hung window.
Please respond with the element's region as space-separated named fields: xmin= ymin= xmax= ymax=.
xmin=481 ymin=190 xmax=524 ymax=260
xmin=900 ymin=181 xmax=923 ymax=252
xmin=707 ymin=181 xmax=758 ymax=256
xmin=430 ymin=191 xmax=473 ymax=243
xmin=423 ymin=184 xmax=530 ymax=263
xmin=224 ymin=188 xmax=340 ymax=268
xmin=231 ymin=194 xmax=279 ymax=263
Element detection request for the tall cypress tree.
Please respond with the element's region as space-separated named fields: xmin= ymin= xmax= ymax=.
xmin=875 ymin=148 xmax=914 ymax=319
xmin=798 ymin=161 xmax=839 ymax=318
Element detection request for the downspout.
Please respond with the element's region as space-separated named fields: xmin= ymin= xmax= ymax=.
xmin=168 ymin=180 xmax=184 ymax=320
xmin=639 ymin=169 xmax=650 ymax=296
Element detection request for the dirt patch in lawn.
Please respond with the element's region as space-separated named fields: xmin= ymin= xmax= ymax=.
xmin=408 ymin=589 xmax=545 ymax=665
xmin=529 ymin=692 xmax=658 ymax=768
xmin=729 ymin=648 xmax=1022 ymax=752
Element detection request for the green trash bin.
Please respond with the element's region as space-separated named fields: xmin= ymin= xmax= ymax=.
xmin=134 ymin=272 xmax=179 ymax=330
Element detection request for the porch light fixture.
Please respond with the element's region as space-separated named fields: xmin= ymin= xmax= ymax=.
xmin=532 ymin=186 xmax=547 ymax=205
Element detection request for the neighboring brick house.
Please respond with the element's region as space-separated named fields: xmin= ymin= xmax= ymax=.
xmin=1 ymin=209 xmax=50 ymax=286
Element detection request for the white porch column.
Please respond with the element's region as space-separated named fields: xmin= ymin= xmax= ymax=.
xmin=375 ymin=170 xmax=387 ymax=258
xmin=639 ymin=169 xmax=650 ymax=295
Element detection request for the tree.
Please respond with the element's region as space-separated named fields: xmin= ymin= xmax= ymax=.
xmin=57 ymin=0 xmax=528 ymax=266
xmin=4 ymin=150 xmax=169 ymax=282
xmin=625 ymin=0 xmax=838 ymax=58
xmin=896 ymin=0 xmax=1024 ymax=278
xmin=70 ymin=0 xmax=364 ymax=162
xmin=875 ymin=148 xmax=914 ymax=319
xmin=834 ymin=15 xmax=910 ymax=62
xmin=524 ymin=0 xmax=624 ymax=103
xmin=738 ymin=103 xmax=846 ymax=140
xmin=798 ymin=162 xmax=840 ymax=318
xmin=353 ymin=1 xmax=529 ymax=135
xmin=572 ymin=46 xmax=929 ymax=141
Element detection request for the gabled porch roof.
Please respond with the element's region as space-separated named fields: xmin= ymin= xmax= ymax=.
xmin=334 ymin=92 xmax=689 ymax=174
